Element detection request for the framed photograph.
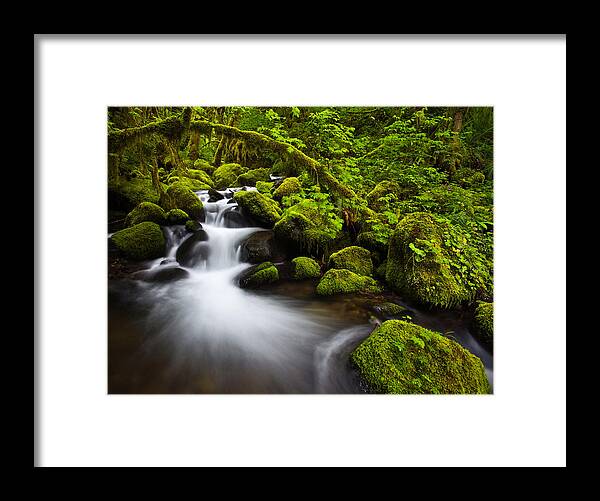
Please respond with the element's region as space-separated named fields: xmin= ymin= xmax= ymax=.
xmin=35 ymin=34 xmax=566 ymax=466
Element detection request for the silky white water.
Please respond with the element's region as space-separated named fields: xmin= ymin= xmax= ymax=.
xmin=114 ymin=189 xmax=364 ymax=393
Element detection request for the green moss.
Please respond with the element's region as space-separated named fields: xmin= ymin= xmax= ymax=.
xmin=291 ymin=256 xmax=321 ymax=279
xmin=316 ymin=269 xmax=382 ymax=296
xmin=242 ymin=262 xmax=279 ymax=288
xmin=386 ymin=212 xmax=471 ymax=309
xmin=108 ymin=177 xmax=160 ymax=209
xmin=165 ymin=208 xmax=190 ymax=225
xmin=185 ymin=220 xmax=202 ymax=232
xmin=213 ymin=163 xmax=248 ymax=189
xmin=366 ymin=180 xmax=405 ymax=211
xmin=233 ymin=190 xmax=282 ymax=228
xmin=351 ymin=320 xmax=490 ymax=394
xmin=110 ymin=221 xmax=166 ymax=261
xmin=165 ymin=182 xmax=205 ymax=220
xmin=273 ymin=177 xmax=302 ymax=200
xmin=273 ymin=201 xmax=339 ymax=257
xmin=375 ymin=302 xmax=411 ymax=318
xmin=186 ymin=169 xmax=214 ymax=187
xmin=473 ymin=301 xmax=493 ymax=345
xmin=256 ymin=181 xmax=274 ymax=194
xmin=167 ymin=176 xmax=210 ymax=191
xmin=124 ymin=202 xmax=166 ymax=227
xmin=235 ymin=168 xmax=271 ymax=187
xmin=327 ymin=246 xmax=373 ymax=277
xmin=193 ymin=158 xmax=215 ymax=174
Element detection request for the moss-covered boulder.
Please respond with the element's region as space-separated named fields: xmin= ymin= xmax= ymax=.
xmin=372 ymin=302 xmax=413 ymax=320
xmin=472 ymin=301 xmax=493 ymax=347
xmin=185 ymin=220 xmax=203 ymax=232
xmin=273 ymin=177 xmax=302 ymax=200
xmin=273 ymin=201 xmax=340 ymax=257
xmin=256 ymin=181 xmax=274 ymax=194
xmin=386 ymin=212 xmax=471 ymax=308
xmin=374 ymin=260 xmax=387 ymax=280
xmin=125 ymin=202 xmax=166 ymax=227
xmin=233 ymin=190 xmax=282 ymax=228
xmin=351 ymin=320 xmax=490 ymax=394
xmin=110 ymin=222 xmax=166 ymax=261
xmin=166 ymin=182 xmax=205 ymax=220
xmin=165 ymin=208 xmax=190 ymax=225
xmin=366 ymin=180 xmax=405 ymax=211
xmin=108 ymin=177 xmax=161 ymax=211
xmin=213 ymin=163 xmax=248 ymax=189
xmin=239 ymin=261 xmax=279 ymax=289
xmin=167 ymin=176 xmax=210 ymax=191
xmin=186 ymin=169 xmax=214 ymax=187
xmin=356 ymin=231 xmax=387 ymax=255
xmin=316 ymin=269 xmax=382 ymax=296
xmin=327 ymin=246 xmax=373 ymax=277
xmin=235 ymin=168 xmax=271 ymax=187
xmin=193 ymin=158 xmax=215 ymax=174
xmin=291 ymin=256 xmax=321 ymax=279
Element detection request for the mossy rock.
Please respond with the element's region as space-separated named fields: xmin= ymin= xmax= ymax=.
xmin=186 ymin=169 xmax=214 ymax=188
xmin=125 ymin=202 xmax=166 ymax=227
xmin=256 ymin=181 xmax=274 ymax=194
xmin=165 ymin=208 xmax=190 ymax=225
xmin=193 ymin=158 xmax=215 ymax=174
xmin=273 ymin=177 xmax=302 ymax=200
xmin=235 ymin=168 xmax=271 ymax=187
xmin=351 ymin=320 xmax=490 ymax=394
xmin=291 ymin=256 xmax=321 ymax=279
xmin=316 ymin=269 xmax=382 ymax=296
xmin=167 ymin=176 xmax=210 ymax=191
xmin=327 ymin=246 xmax=373 ymax=277
xmin=239 ymin=261 xmax=279 ymax=289
xmin=386 ymin=212 xmax=472 ymax=309
xmin=185 ymin=220 xmax=203 ymax=232
xmin=110 ymin=222 xmax=166 ymax=261
xmin=373 ymin=302 xmax=412 ymax=320
xmin=366 ymin=180 xmax=405 ymax=211
xmin=108 ymin=177 xmax=160 ymax=211
xmin=213 ymin=163 xmax=248 ymax=189
xmin=165 ymin=182 xmax=205 ymax=220
xmin=472 ymin=301 xmax=493 ymax=347
xmin=233 ymin=190 xmax=282 ymax=228
xmin=273 ymin=202 xmax=339 ymax=257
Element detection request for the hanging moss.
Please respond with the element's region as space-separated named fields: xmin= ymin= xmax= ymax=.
xmin=351 ymin=320 xmax=490 ymax=394
xmin=316 ymin=269 xmax=382 ymax=296
xmin=327 ymin=246 xmax=373 ymax=277
xmin=110 ymin=222 xmax=166 ymax=261
xmin=165 ymin=208 xmax=190 ymax=225
xmin=213 ymin=163 xmax=248 ymax=189
xmin=472 ymin=301 xmax=493 ymax=346
xmin=124 ymin=202 xmax=166 ymax=227
xmin=273 ymin=177 xmax=302 ymax=200
xmin=235 ymin=168 xmax=271 ymax=187
xmin=165 ymin=182 xmax=205 ymax=220
xmin=233 ymin=190 xmax=282 ymax=228
xmin=291 ymin=256 xmax=321 ymax=279
xmin=386 ymin=212 xmax=472 ymax=309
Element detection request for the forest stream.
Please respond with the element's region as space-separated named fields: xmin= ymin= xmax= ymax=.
xmin=108 ymin=187 xmax=493 ymax=394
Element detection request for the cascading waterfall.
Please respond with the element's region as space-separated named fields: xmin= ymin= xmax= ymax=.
xmin=110 ymin=188 xmax=366 ymax=393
